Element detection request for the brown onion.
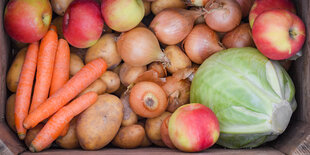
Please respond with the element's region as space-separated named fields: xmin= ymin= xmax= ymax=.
xmin=135 ymin=70 xmax=166 ymax=86
xmin=148 ymin=62 xmax=167 ymax=78
xmin=164 ymin=45 xmax=192 ymax=74
xmin=235 ymin=0 xmax=254 ymax=17
xmin=185 ymin=0 xmax=210 ymax=6
xmin=204 ymin=0 xmax=242 ymax=32
xmin=119 ymin=63 xmax=147 ymax=87
xmin=172 ymin=67 xmax=198 ymax=82
xmin=117 ymin=27 xmax=168 ymax=67
xmin=150 ymin=8 xmax=203 ymax=45
xmin=162 ymin=76 xmax=191 ymax=113
xmin=222 ymin=23 xmax=254 ymax=48
xmin=190 ymin=7 xmax=205 ymax=25
xmin=183 ymin=24 xmax=224 ymax=64
xmin=151 ymin=0 xmax=186 ymax=15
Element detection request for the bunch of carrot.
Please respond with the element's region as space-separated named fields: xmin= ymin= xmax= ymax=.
xmin=14 ymin=26 xmax=108 ymax=152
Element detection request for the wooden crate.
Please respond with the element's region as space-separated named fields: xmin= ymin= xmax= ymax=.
xmin=0 ymin=0 xmax=309 ymax=154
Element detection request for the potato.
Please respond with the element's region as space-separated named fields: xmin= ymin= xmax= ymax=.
xmin=164 ymin=45 xmax=192 ymax=74
xmin=6 ymin=48 xmax=27 ymax=92
xmin=112 ymin=124 xmax=145 ymax=149
xmin=51 ymin=0 xmax=74 ymax=16
xmin=151 ymin=0 xmax=186 ymax=15
xmin=51 ymin=16 xmax=64 ymax=39
xmin=79 ymin=79 xmax=107 ymax=96
xmin=113 ymin=83 xmax=127 ymax=98
xmin=145 ymin=112 xmax=171 ymax=146
xmin=56 ymin=118 xmax=79 ymax=149
xmin=24 ymin=123 xmax=51 ymax=149
xmin=100 ymin=71 xmax=120 ymax=93
xmin=119 ymin=63 xmax=147 ymax=87
xmin=85 ymin=33 xmax=121 ymax=69
xmin=137 ymin=121 xmax=152 ymax=147
xmin=6 ymin=94 xmax=16 ymax=132
xmin=77 ymin=94 xmax=123 ymax=150
xmin=70 ymin=46 xmax=88 ymax=60
xmin=121 ymin=94 xmax=138 ymax=127
xmin=70 ymin=53 xmax=84 ymax=76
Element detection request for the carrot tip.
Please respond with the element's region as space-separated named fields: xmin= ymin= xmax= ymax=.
xmin=18 ymin=133 xmax=26 ymax=140
xmin=29 ymin=144 xmax=36 ymax=152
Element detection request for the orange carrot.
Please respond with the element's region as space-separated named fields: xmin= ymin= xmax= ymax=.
xmin=15 ymin=42 xmax=39 ymax=140
xmin=29 ymin=26 xmax=58 ymax=113
xmin=24 ymin=58 xmax=107 ymax=129
xmin=59 ymin=123 xmax=70 ymax=137
xmin=49 ymin=39 xmax=70 ymax=96
xmin=29 ymin=92 xmax=98 ymax=152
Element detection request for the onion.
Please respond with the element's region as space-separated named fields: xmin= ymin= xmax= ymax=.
xmin=235 ymin=0 xmax=254 ymax=17
xmin=135 ymin=70 xmax=166 ymax=86
xmin=119 ymin=63 xmax=147 ymax=87
xmin=190 ymin=7 xmax=205 ymax=25
xmin=183 ymin=24 xmax=224 ymax=64
xmin=185 ymin=0 xmax=210 ymax=6
xmin=151 ymin=0 xmax=186 ymax=15
xmin=117 ymin=27 xmax=168 ymax=67
xmin=204 ymin=0 xmax=242 ymax=32
xmin=164 ymin=45 xmax=192 ymax=74
xmin=150 ymin=8 xmax=203 ymax=45
xmin=222 ymin=23 xmax=254 ymax=48
xmin=172 ymin=67 xmax=198 ymax=82
xmin=148 ymin=62 xmax=167 ymax=78
xmin=162 ymin=76 xmax=190 ymax=113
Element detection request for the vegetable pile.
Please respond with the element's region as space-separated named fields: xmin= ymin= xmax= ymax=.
xmin=4 ymin=0 xmax=306 ymax=153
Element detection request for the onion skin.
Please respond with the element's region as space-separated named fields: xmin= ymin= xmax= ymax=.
xmin=222 ymin=23 xmax=254 ymax=48
xmin=235 ymin=0 xmax=254 ymax=17
xmin=185 ymin=0 xmax=210 ymax=6
xmin=183 ymin=24 xmax=224 ymax=64
xmin=204 ymin=0 xmax=242 ymax=32
xmin=119 ymin=63 xmax=147 ymax=87
xmin=151 ymin=0 xmax=186 ymax=15
xmin=150 ymin=8 xmax=202 ymax=45
xmin=148 ymin=62 xmax=167 ymax=78
xmin=164 ymin=45 xmax=192 ymax=74
xmin=117 ymin=27 xmax=166 ymax=67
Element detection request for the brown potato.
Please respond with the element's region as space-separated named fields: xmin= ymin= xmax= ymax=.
xmin=119 ymin=63 xmax=147 ymax=86
xmin=121 ymin=94 xmax=138 ymax=127
xmin=77 ymin=94 xmax=123 ymax=150
xmin=70 ymin=53 xmax=84 ymax=77
xmin=85 ymin=33 xmax=121 ymax=69
xmin=145 ymin=112 xmax=171 ymax=146
xmin=6 ymin=48 xmax=27 ymax=92
xmin=79 ymin=79 xmax=107 ymax=96
xmin=143 ymin=0 xmax=151 ymax=16
xmin=6 ymin=94 xmax=16 ymax=132
xmin=51 ymin=0 xmax=74 ymax=16
xmin=100 ymin=71 xmax=120 ymax=93
xmin=151 ymin=0 xmax=186 ymax=15
xmin=56 ymin=118 xmax=79 ymax=149
xmin=51 ymin=16 xmax=64 ymax=39
xmin=140 ymin=134 xmax=152 ymax=147
xmin=112 ymin=124 xmax=145 ymax=149
xmin=164 ymin=45 xmax=192 ymax=74
xmin=24 ymin=123 xmax=51 ymax=149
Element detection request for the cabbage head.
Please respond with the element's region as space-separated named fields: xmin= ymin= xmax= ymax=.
xmin=190 ymin=47 xmax=296 ymax=148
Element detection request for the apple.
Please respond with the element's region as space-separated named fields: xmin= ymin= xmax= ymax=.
xmin=4 ymin=0 xmax=52 ymax=43
xmin=63 ymin=0 xmax=103 ymax=48
xmin=249 ymin=0 xmax=295 ymax=28
xmin=160 ymin=116 xmax=175 ymax=149
xmin=169 ymin=103 xmax=220 ymax=152
xmin=101 ymin=0 xmax=145 ymax=32
xmin=252 ymin=9 xmax=306 ymax=60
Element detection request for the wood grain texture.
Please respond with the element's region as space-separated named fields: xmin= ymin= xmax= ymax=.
xmin=273 ymin=121 xmax=310 ymax=155
xmin=291 ymin=0 xmax=310 ymax=123
xmin=21 ymin=147 xmax=283 ymax=155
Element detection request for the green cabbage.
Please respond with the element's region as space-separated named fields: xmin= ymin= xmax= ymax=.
xmin=190 ymin=47 xmax=296 ymax=148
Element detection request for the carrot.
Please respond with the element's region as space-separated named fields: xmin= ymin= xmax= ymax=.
xmin=29 ymin=92 xmax=98 ymax=152
xmin=49 ymin=39 xmax=70 ymax=96
xmin=29 ymin=26 xmax=58 ymax=113
xmin=59 ymin=123 xmax=70 ymax=137
xmin=24 ymin=58 xmax=107 ymax=129
xmin=14 ymin=42 xmax=39 ymax=140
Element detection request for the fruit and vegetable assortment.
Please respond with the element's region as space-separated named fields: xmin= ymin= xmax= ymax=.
xmin=3 ymin=0 xmax=306 ymax=153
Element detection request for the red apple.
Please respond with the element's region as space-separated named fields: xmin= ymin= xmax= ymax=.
xmin=252 ymin=9 xmax=306 ymax=60
xmin=63 ymin=0 xmax=103 ymax=48
xmin=168 ymin=103 xmax=220 ymax=152
xmin=249 ymin=0 xmax=295 ymax=28
xmin=101 ymin=0 xmax=145 ymax=32
xmin=4 ymin=0 xmax=52 ymax=43
xmin=160 ymin=116 xmax=176 ymax=149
